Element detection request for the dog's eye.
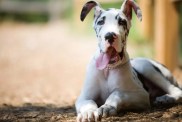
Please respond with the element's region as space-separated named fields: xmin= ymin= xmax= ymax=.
xmin=97 ymin=20 xmax=105 ymax=25
xmin=118 ymin=18 xmax=127 ymax=26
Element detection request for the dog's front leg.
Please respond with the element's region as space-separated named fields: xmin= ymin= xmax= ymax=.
xmin=96 ymin=89 xmax=150 ymax=118
xmin=76 ymin=86 xmax=101 ymax=122
xmin=76 ymin=62 xmax=102 ymax=122
xmin=96 ymin=90 xmax=122 ymax=118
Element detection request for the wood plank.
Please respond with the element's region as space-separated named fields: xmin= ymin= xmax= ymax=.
xmin=154 ymin=0 xmax=179 ymax=71
xmin=138 ymin=0 xmax=154 ymax=40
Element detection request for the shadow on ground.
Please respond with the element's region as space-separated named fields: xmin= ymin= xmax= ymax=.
xmin=0 ymin=103 xmax=181 ymax=122
xmin=0 ymin=104 xmax=76 ymax=121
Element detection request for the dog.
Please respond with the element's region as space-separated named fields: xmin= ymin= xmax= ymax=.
xmin=75 ymin=0 xmax=182 ymax=121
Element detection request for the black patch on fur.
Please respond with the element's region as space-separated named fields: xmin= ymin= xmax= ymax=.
xmin=98 ymin=26 xmax=102 ymax=33
xmin=151 ymin=60 xmax=170 ymax=72
xmin=126 ymin=29 xmax=129 ymax=36
xmin=97 ymin=16 xmax=106 ymax=25
xmin=124 ymin=29 xmax=129 ymax=43
xmin=118 ymin=17 xmax=127 ymax=30
xmin=95 ymin=12 xmax=103 ymax=25
xmin=94 ymin=16 xmax=105 ymax=36
xmin=150 ymin=61 xmax=180 ymax=88
xmin=119 ymin=48 xmax=124 ymax=60
xmin=114 ymin=14 xmax=128 ymax=30
xmin=115 ymin=14 xmax=119 ymax=20
xmin=94 ymin=26 xmax=102 ymax=38
xmin=151 ymin=63 xmax=163 ymax=75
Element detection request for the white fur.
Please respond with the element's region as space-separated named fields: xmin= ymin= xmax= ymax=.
xmin=93 ymin=9 xmax=129 ymax=53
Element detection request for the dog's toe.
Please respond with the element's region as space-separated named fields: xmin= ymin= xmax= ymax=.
xmin=102 ymin=107 xmax=109 ymax=117
xmin=98 ymin=104 xmax=117 ymax=118
xmin=82 ymin=112 xmax=89 ymax=122
xmin=87 ymin=112 xmax=93 ymax=121
xmin=77 ymin=113 xmax=82 ymax=122
xmin=77 ymin=110 xmax=100 ymax=122
xmin=94 ymin=111 xmax=101 ymax=122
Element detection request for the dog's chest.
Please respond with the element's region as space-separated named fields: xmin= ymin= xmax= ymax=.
xmin=98 ymin=64 xmax=144 ymax=99
xmin=99 ymin=79 xmax=110 ymax=104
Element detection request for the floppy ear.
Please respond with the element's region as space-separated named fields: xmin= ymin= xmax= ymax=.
xmin=121 ymin=0 xmax=142 ymax=21
xmin=80 ymin=1 xmax=103 ymax=21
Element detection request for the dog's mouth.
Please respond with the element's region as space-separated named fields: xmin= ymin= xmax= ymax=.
xmin=96 ymin=46 xmax=120 ymax=70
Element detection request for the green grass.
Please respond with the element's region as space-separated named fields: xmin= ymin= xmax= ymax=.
xmin=101 ymin=2 xmax=121 ymax=9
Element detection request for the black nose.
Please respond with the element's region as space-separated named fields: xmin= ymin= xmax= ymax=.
xmin=105 ymin=32 xmax=116 ymax=44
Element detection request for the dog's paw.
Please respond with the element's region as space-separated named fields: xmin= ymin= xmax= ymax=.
xmin=172 ymin=91 xmax=182 ymax=103
xmin=154 ymin=94 xmax=175 ymax=105
xmin=77 ymin=110 xmax=101 ymax=122
xmin=96 ymin=104 xmax=117 ymax=118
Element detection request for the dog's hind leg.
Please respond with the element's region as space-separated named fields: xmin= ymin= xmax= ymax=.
xmin=148 ymin=59 xmax=181 ymax=89
xmin=131 ymin=58 xmax=182 ymax=104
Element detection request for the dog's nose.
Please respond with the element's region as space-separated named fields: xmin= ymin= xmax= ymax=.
xmin=105 ymin=32 xmax=117 ymax=44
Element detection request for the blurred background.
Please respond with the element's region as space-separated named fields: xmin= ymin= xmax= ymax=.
xmin=0 ymin=0 xmax=182 ymax=106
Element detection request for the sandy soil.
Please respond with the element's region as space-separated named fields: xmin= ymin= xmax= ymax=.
xmin=0 ymin=21 xmax=182 ymax=122
xmin=0 ymin=21 xmax=97 ymax=106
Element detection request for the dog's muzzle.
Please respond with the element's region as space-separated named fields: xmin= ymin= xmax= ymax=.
xmin=96 ymin=46 xmax=121 ymax=70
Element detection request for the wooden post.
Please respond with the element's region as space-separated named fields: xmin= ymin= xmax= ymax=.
xmin=154 ymin=0 xmax=179 ymax=71
xmin=138 ymin=0 xmax=154 ymax=40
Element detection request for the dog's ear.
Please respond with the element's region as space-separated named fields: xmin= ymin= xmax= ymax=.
xmin=80 ymin=1 xmax=103 ymax=21
xmin=121 ymin=0 xmax=142 ymax=21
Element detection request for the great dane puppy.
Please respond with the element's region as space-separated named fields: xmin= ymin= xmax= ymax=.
xmin=75 ymin=0 xmax=182 ymax=121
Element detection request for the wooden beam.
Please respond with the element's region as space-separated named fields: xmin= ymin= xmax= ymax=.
xmin=154 ymin=0 xmax=179 ymax=71
xmin=138 ymin=0 xmax=154 ymax=40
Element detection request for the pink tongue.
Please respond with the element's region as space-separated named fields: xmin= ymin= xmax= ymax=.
xmin=96 ymin=47 xmax=116 ymax=70
xmin=96 ymin=53 xmax=110 ymax=70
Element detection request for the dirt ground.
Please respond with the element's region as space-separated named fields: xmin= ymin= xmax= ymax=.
xmin=0 ymin=103 xmax=182 ymax=122
xmin=0 ymin=21 xmax=182 ymax=122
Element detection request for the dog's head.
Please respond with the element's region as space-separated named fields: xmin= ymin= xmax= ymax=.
xmin=81 ymin=0 xmax=142 ymax=70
